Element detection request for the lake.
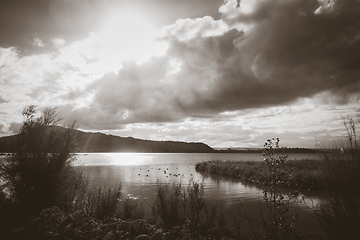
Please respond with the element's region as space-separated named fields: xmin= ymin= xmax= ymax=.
xmin=74 ymin=152 xmax=321 ymax=234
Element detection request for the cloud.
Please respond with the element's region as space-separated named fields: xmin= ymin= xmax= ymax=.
xmin=33 ymin=38 xmax=45 ymax=47
xmin=52 ymin=38 xmax=66 ymax=47
xmin=0 ymin=47 xmax=58 ymax=101
xmin=8 ymin=122 xmax=22 ymax=134
xmin=0 ymin=124 xmax=5 ymax=134
xmin=157 ymin=0 xmax=360 ymax=113
xmin=0 ymin=96 xmax=7 ymax=104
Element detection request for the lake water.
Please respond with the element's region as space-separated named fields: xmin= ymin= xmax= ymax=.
xmin=74 ymin=152 xmax=321 ymax=234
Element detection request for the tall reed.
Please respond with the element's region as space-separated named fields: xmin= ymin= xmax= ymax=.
xmin=152 ymin=182 xmax=185 ymax=230
xmin=152 ymin=180 xmax=227 ymax=237
xmin=315 ymin=117 xmax=360 ymax=240
xmin=80 ymin=185 xmax=122 ymax=219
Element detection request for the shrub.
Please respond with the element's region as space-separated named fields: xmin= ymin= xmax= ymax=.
xmin=233 ymin=139 xmax=302 ymax=240
xmin=0 ymin=105 xmax=79 ymax=214
xmin=259 ymin=138 xmax=300 ymax=240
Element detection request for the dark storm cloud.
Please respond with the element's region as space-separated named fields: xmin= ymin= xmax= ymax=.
xmin=161 ymin=0 xmax=360 ymax=114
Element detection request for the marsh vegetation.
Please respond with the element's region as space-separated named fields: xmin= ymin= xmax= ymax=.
xmin=195 ymin=158 xmax=323 ymax=192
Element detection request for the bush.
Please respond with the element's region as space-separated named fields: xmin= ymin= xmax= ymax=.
xmin=0 ymin=105 xmax=79 ymax=214
xmin=258 ymin=138 xmax=301 ymax=240
xmin=230 ymin=139 xmax=302 ymax=240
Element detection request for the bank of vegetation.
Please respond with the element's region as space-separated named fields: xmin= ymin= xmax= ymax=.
xmin=1 ymin=106 xmax=359 ymax=240
xmin=195 ymin=159 xmax=324 ymax=192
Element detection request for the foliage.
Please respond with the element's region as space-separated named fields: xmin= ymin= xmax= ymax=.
xmin=0 ymin=105 xmax=79 ymax=213
xmin=315 ymin=117 xmax=360 ymax=240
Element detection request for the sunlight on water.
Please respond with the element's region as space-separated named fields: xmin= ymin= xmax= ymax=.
xmin=74 ymin=152 xmax=156 ymax=166
xmin=104 ymin=153 xmax=151 ymax=165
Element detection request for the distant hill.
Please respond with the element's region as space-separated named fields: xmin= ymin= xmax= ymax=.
xmin=214 ymin=147 xmax=317 ymax=153
xmin=0 ymin=126 xmax=215 ymax=153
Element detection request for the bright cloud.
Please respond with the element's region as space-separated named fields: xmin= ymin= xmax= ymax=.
xmin=33 ymin=38 xmax=45 ymax=47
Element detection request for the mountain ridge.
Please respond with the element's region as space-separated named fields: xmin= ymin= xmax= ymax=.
xmin=0 ymin=126 xmax=215 ymax=153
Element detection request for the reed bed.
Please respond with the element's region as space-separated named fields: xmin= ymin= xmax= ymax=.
xmin=195 ymin=159 xmax=324 ymax=191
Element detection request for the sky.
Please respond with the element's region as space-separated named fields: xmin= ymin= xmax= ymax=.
xmin=1 ymin=0 xmax=360 ymax=149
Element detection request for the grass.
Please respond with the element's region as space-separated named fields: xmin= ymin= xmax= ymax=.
xmin=313 ymin=117 xmax=360 ymax=240
xmin=196 ymin=159 xmax=324 ymax=192
xmin=151 ymin=181 xmax=228 ymax=238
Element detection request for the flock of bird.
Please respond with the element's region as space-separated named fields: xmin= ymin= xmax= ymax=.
xmin=132 ymin=165 xmax=193 ymax=178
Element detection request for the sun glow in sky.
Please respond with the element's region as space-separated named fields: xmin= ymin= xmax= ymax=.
xmin=54 ymin=12 xmax=168 ymax=75
xmin=1 ymin=0 xmax=360 ymax=148
xmin=98 ymin=13 xmax=168 ymax=72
